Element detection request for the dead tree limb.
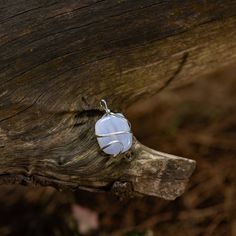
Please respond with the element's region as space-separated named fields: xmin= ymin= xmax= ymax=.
xmin=0 ymin=0 xmax=235 ymax=199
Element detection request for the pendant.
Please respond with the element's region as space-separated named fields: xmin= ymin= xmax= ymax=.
xmin=95 ymin=99 xmax=132 ymax=156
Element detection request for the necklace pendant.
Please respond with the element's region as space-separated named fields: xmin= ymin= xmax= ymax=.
xmin=95 ymin=100 xmax=132 ymax=156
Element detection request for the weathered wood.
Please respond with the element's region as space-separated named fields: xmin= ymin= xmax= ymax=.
xmin=0 ymin=0 xmax=235 ymax=199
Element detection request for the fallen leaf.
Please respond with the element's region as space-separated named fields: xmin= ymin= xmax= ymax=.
xmin=72 ymin=204 xmax=99 ymax=234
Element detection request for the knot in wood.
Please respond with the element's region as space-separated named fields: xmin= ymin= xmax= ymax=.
xmin=111 ymin=181 xmax=134 ymax=201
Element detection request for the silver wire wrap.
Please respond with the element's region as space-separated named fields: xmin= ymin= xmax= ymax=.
xmin=96 ymin=99 xmax=132 ymax=156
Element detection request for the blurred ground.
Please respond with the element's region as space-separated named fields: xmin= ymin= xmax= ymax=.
xmin=0 ymin=64 xmax=235 ymax=236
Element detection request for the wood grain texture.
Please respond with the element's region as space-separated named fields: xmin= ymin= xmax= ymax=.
xmin=0 ymin=0 xmax=235 ymax=199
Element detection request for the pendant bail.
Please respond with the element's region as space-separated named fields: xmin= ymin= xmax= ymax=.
xmin=100 ymin=99 xmax=110 ymax=113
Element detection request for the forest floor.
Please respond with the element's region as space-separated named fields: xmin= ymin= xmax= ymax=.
xmin=0 ymin=64 xmax=235 ymax=236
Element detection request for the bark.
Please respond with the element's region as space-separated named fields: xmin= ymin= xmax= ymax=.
xmin=0 ymin=0 xmax=235 ymax=199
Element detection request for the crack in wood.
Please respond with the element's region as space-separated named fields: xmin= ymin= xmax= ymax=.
xmin=157 ymin=52 xmax=189 ymax=93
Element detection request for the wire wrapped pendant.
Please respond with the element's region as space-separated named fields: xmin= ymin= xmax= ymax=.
xmin=95 ymin=99 xmax=132 ymax=156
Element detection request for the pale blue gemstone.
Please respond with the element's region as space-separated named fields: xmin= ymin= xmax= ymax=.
xmin=95 ymin=113 xmax=132 ymax=155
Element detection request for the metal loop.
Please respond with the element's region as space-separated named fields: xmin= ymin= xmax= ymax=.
xmin=101 ymin=140 xmax=124 ymax=156
xmin=100 ymin=99 xmax=110 ymax=113
xmin=96 ymin=130 xmax=131 ymax=138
